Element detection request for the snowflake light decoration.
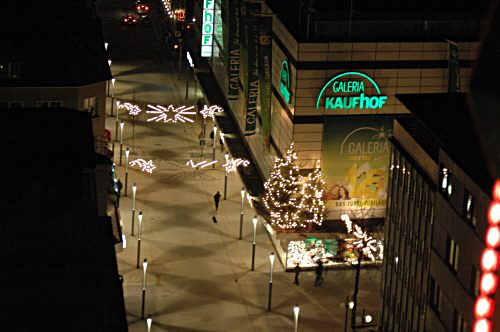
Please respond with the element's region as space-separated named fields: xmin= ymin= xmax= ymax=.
xmin=200 ymin=105 xmax=224 ymax=119
xmin=147 ymin=104 xmax=196 ymax=123
xmin=186 ymin=159 xmax=217 ymax=169
xmin=222 ymin=158 xmax=250 ymax=173
xmin=129 ymin=159 xmax=157 ymax=173
xmin=342 ymin=213 xmax=381 ymax=262
xmin=117 ymin=101 xmax=142 ymax=116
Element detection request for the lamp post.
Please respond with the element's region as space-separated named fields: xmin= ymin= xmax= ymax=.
xmin=131 ymin=183 xmax=137 ymax=236
xmin=267 ymin=252 xmax=275 ymax=312
xmin=293 ymin=305 xmax=300 ymax=332
xmin=251 ymin=215 xmax=257 ymax=271
xmin=104 ymin=42 xmax=109 ymax=51
xmin=124 ymin=148 xmax=129 ymax=196
xmin=146 ymin=315 xmax=152 ymax=332
xmin=141 ymin=258 xmax=148 ymax=319
xmin=223 ymin=152 xmax=229 ymax=200
xmin=239 ymin=188 xmax=245 ymax=240
xmin=111 ymin=77 xmax=116 ymax=116
xmin=115 ymin=100 xmax=119 ymax=151
xmin=344 ymin=296 xmax=354 ymax=332
xmin=212 ymin=126 xmax=217 ymax=168
xmin=119 ymin=121 xmax=124 ymax=166
xmin=136 ymin=211 xmax=143 ymax=269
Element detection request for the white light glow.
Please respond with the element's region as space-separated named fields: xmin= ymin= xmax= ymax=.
xmin=130 ymin=159 xmax=157 ymax=173
xmin=186 ymin=159 xmax=218 ymax=169
xmin=117 ymin=101 xmax=142 ymax=116
xmin=223 ymin=158 xmax=250 ymax=173
xmin=200 ymin=105 xmax=224 ymax=118
xmin=147 ymin=104 xmax=195 ymax=123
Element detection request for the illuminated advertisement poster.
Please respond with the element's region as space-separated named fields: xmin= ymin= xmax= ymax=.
xmin=322 ymin=116 xmax=392 ymax=220
xmin=201 ymin=0 xmax=214 ymax=57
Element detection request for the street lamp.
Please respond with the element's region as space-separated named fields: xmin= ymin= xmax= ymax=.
xmin=104 ymin=42 xmax=109 ymax=51
xmin=223 ymin=152 xmax=229 ymax=200
xmin=212 ymin=126 xmax=217 ymax=168
xmin=124 ymin=148 xmax=130 ymax=196
xmin=119 ymin=121 xmax=124 ymax=166
xmin=108 ymin=59 xmax=112 ymax=67
xmin=251 ymin=215 xmax=257 ymax=271
xmin=141 ymin=258 xmax=148 ymax=319
xmin=344 ymin=296 xmax=354 ymax=332
xmin=136 ymin=211 xmax=143 ymax=269
xmin=267 ymin=252 xmax=275 ymax=311
xmin=146 ymin=315 xmax=152 ymax=332
xmin=239 ymin=188 xmax=245 ymax=240
xmin=111 ymin=77 xmax=116 ymax=116
xmin=293 ymin=304 xmax=300 ymax=332
xmin=131 ymin=183 xmax=137 ymax=236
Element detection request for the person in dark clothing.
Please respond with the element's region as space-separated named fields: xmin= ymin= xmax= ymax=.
xmin=314 ymin=260 xmax=324 ymax=287
xmin=220 ymin=137 xmax=224 ymax=153
xmin=116 ymin=179 xmax=123 ymax=208
xmin=214 ymin=191 xmax=221 ymax=211
xmin=294 ymin=263 xmax=302 ymax=285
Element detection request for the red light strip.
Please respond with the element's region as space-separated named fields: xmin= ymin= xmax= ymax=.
xmin=473 ymin=179 xmax=500 ymax=332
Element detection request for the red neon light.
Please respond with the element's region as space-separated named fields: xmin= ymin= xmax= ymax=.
xmin=486 ymin=226 xmax=500 ymax=247
xmin=473 ymin=318 xmax=492 ymax=332
xmin=480 ymin=273 xmax=498 ymax=295
xmin=494 ymin=180 xmax=500 ymax=201
xmin=488 ymin=202 xmax=500 ymax=225
xmin=475 ymin=296 xmax=495 ymax=318
xmin=481 ymin=249 xmax=499 ymax=272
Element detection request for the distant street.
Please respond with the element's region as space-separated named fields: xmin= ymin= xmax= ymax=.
xmin=98 ymin=0 xmax=382 ymax=330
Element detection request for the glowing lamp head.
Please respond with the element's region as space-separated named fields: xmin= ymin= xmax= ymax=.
xmin=241 ymin=187 xmax=245 ymax=197
xmin=132 ymin=183 xmax=137 ymax=194
xmin=120 ymin=121 xmax=124 ymax=129
xmin=146 ymin=316 xmax=152 ymax=328
xmin=486 ymin=227 xmax=500 ymax=248
xmin=480 ymin=273 xmax=498 ymax=295
xmin=269 ymin=252 xmax=275 ymax=265
xmin=488 ymin=202 xmax=500 ymax=225
xmin=125 ymin=147 xmax=130 ymax=157
xmin=112 ymin=77 xmax=116 ymax=84
xmin=108 ymin=59 xmax=112 ymax=66
xmin=348 ymin=301 xmax=354 ymax=309
xmin=473 ymin=318 xmax=492 ymax=332
xmin=481 ymin=249 xmax=499 ymax=272
xmin=252 ymin=215 xmax=258 ymax=227
xmin=138 ymin=211 xmax=143 ymax=223
xmin=364 ymin=314 xmax=373 ymax=324
xmin=293 ymin=304 xmax=300 ymax=316
xmin=104 ymin=42 xmax=108 ymax=50
xmin=475 ymin=295 xmax=495 ymax=318
xmin=143 ymin=258 xmax=148 ymax=271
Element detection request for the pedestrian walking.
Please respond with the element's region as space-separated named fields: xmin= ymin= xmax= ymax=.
xmin=219 ymin=137 xmax=224 ymax=153
xmin=116 ymin=179 xmax=123 ymax=208
xmin=314 ymin=260 xmax=324 ymax=287
xmin=210 ymin=129 xmax=215 ymax=146
xmin=294 ymin=263 xmax=302 ymax=285
xmin=214 ymin=191 xmax=221 ymax=211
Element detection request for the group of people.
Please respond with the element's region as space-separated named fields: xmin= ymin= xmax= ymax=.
xmin=293 ymin=260 xmax=325 ymax=287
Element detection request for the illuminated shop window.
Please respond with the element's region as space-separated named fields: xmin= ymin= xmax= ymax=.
xmin=441 ymin=167 xmax=453 ymax=198
xmin=463 ymin=191 xmax=474 ymax=224
xmin=447 ymin=237 xmax=460 ymax=272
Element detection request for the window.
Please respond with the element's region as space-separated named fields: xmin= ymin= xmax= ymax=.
xmin=447 ymin=237 xmax=459 ymax=272
xmin=83 ymin=96 xmax=98 ymax=117
xmin=429 ymin=277 xmax=442 ymax=313
xmin=463 ymin=191 xmax=474 ymax=224
xmin=471 ymin=267 xmax=480 ymax=297
xmin=453 ymin=310 xmax=467 ymax=332
xmin=0 ymin=101 xmax=24 ymax=108
xmin=36 ymin=101 xmax=63 ymax=108
xmin=441 ymin=166 xmax=453 ymax=198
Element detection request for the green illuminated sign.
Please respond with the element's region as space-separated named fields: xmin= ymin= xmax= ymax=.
xmin=316 ymin=72 xmax=387 ymax=110
xmin=279 ymin=60 xmax=291 ymax=103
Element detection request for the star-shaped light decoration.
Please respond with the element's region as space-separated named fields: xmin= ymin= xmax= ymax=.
xmin=146 ymin=104 xmax=195 ymax=123
xmin=117 ymin=101 xmax=143 ymax=116
xmin=186 ymin=159 xmax=218 ymax=169
xmin=129 ymin=159 xmax=157 ymax=173
xmin=200 ymin=105 xmax=224 ymax=119
xmin=223 ymin=158 xmax=250 ymax=173
xmin=341 ymin=213 xmax=381 ymax=262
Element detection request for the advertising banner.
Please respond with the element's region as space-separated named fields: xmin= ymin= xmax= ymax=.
xmin=243 ymin=6 xmax=260 ymax=135
xmin=322 ymin=116 xmax=393 ymax=220
xmin=257 ymin=15 xmax=273 ymax=144
xmin=227 ymin=0 xmax=240 ymax=99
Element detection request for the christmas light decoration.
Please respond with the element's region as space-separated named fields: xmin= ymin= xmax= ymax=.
xmin=146 ymin=104 xmax=195 ymax=123
xmin=263 ymin=143 xmax=303 ymax=230
xmin=200 ymin=105 xmax=224 ymax=119
xmin=342 ymin=213 xmax=382 ymax=262
xmin=117 ymin=101 xmax=142 ymax=116
xmin=222 ymin=158 xmax=250 ymax=173
xmin=129 ymin=159 xmax=157 ymax=173
xmin=297 ymin=160 xmax=325 ymax=228
xmin=186 ymin=159 xmax=217 ymax=169
xmin=161 ymin=0 xmax=173 ymax=17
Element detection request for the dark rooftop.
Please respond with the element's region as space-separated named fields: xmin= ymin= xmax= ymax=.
xmin=266 ymin=0 xmax=490 ymax=42
xmin=0 ymin=0 xmax=111 ymax=87
xmin=396 ymin=93 xmax=494 ymax=193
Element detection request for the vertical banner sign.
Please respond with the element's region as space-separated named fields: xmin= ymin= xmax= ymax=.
xmin=227 ymin=0 xmax=240 ymax=99
xmin=239 ymin=1 xmax=248 ymax=93
xmin=213 ymin=0 xmax=222 ymax=57
xmin=322 ymin=116 xmax=393 ymax=220
xmin=201 ymin=0 xmax=215 ymax=57
xmin=257 ymin=16 xmax=273 ymax=145
xmin=447 ymin=40 xmax=460 ymax=92
xmin=244 ymin=12 xmax=259 ymax=135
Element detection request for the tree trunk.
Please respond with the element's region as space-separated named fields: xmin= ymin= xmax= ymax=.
xmin=351 ymin=256 xmax=361 ymax=328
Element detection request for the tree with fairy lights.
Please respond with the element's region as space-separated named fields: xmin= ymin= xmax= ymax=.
xmin=341 ymin=210 xmax=383 ymax=328
xmin=298 ymin=160 xmax=325 ymax=231
xmin=263 ymin=143 xmax=303 ymax=230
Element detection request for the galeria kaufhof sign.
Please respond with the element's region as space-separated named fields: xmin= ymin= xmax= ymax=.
xmin=316 ymin=72 xmax=387 ymax=110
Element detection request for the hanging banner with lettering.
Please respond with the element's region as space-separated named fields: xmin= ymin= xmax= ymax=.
xmin=201 ymin=0 xmax=215 ymax=57
xmin=240 ymin=1 xmax=261 ymax=98
xmin=322 ymin=116 xmax=393 ymax=219
xmin=257 ymin=16 xmax=273 ymax=145
xmin=244 ymin=12 xmax=259 ymax=135
xmin=227 ymin=0 xmax=240 ymax=99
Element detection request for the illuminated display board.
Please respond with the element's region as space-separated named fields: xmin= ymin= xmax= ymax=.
xmin=316 ymin=72 xmax=387 ymax=110
xmin=201 ymin=0 xmax=214 ymax=57
xmin=279 ymin=60 xmax=291 ymax=103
